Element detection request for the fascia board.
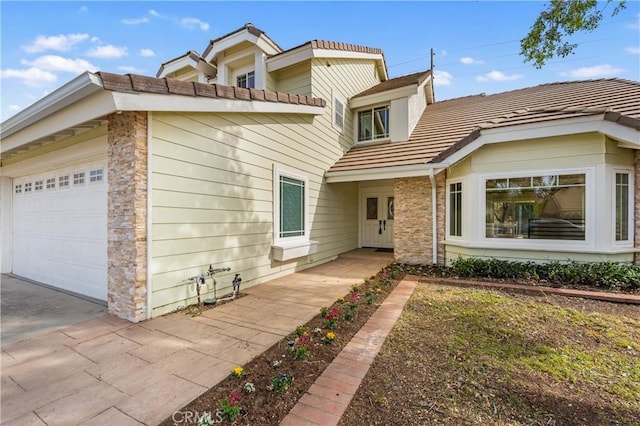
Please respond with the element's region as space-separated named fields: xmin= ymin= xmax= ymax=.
xmin=325 ymin=163 xmax=448 ymax=183
xmin=266 ymin=46 xmax=313 ymax=72
xmin=1 ymin=72 xmax=104 ymax=139
xmin=267 ymin=47 xmax=384 ymax=72
xmin=110 ymin=92 xmax=325 ymax=115
xmin=1 ymin=90 xmax=117 ymax=153
xmin=349 ymin=85 xmax=417 ymax=109
xmin=442 ymin=115 xmax=640 ymax=166
xmin=203 ymin=31 xmax=261 ymax=62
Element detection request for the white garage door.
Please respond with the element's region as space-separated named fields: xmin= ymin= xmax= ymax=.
xmin=12 ymin=162 xmax=108 ymax=301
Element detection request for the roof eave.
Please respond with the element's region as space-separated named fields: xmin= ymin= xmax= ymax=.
xmin=1 ymin=72 xmax=104 ymax=140
xmin=325 ymin=162 xmax=449 ymax=183
xmin=435 ymin=114 xmax=640 ymax=166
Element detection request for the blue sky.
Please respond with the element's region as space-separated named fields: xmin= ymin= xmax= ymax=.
xmin=1 ymin=1 xmax=639 ymax=121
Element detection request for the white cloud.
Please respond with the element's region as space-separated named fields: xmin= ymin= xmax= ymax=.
xmin=122 ymin=16 xmax=149 ymax=25
xmin=139 ymin=48 xmax=155 ymax=57
xmin=90 ymin=36 xmax=100 ymax=43
xmin=8 ymin=104 xmax=21 ymax=112
xmin=440 ymin=50 xmax=448 ymax=57
xmin=149 ymin=9 xmax=165 ymax=18
xmin=22 ymin=55 xmax=97 ymax=74
xmin=625 ymin=46 xmax=640 ymax=54
xmin=460 ymin=56 xmax=484 ymax=65
xmin=87 ymin=45 xmax=128 ymax=59
xmin=476 ymin=70 xmax=522 ymax=82
xmin=433 ymin=70 xmax=452 ymax=87
xmin=560 ymin=64 xmax=625 ymax=79
xmin=0 ymin=67 xmax=57 ymax=87
xmin=118 ymin=65 xmax=144 ymax=74
xmin=180 ymin=17 xmax=210 ymax=31
xmin=22 ymin=33 xmax=89 ymax=53
xmin=79 ymin=6 xmax=88 ymax=13
xmin=628 ymin=13 xmax=640 ymax=30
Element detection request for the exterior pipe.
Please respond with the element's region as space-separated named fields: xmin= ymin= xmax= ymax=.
xmin=428 ymin=169 xmax=438 ymax=265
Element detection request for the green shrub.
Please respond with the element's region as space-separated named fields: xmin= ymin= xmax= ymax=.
xmin=449 ymin=258 xmax=639 ymax=291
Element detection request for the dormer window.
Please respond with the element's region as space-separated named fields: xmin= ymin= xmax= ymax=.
xmin=236 ymin=71 xmax=255 ymax=89
xmin=358 ymin=105 xmax=389 ymax=142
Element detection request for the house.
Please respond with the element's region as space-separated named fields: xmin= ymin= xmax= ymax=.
xmin=1 ymin=23 xmax=638 ymax=322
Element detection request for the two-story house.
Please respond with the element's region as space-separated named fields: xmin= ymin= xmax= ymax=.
xmin=1 ymin=23 xmax=638 ymax=322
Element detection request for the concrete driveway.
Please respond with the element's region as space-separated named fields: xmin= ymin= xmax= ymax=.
xmin=0 ymin=249 xmax=393 ymax=425
xmin=1 ymin=275 xmax=107 ymax=346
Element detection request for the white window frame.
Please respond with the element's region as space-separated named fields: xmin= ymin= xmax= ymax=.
xmin=332 ymin=91 xmax=346 ymax=133
xmin=73 ymin=171 xmax=86 ymax=186
xmin=34 ymin=179 xmax=44 ymax=192
xmin=46 ymin=177 xmax=56 ymax=190
xmin=14 ymin=184 xmax=22 ymax=194
xmin=234 ymin=68 xmax=255 ymax=89
xmin=612 ymin=167 xmax=634 ymax=247
xmin=273 ymin=165 xmax=310 ymax=244
xmin=355 ymin=104 xmax=390 ymax=144
xmin=24 ymin=182 xmax=33 ymax=193
xmin=478 ymin=167 xmax=595 ymax=249
xmin=89 ymin=168 xmax=104 ymax=183
xmin=58 ymin=175 xmax=70 ymax=189
xmin=446 ymin=179 xmax=464 ymax=239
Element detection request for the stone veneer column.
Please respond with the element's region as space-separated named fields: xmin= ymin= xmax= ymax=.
xmin=107 ymin=111 xmax=148 ymax=322
xmin=394 ymin=175 xmax=445 ymax=265
xmin=635 ymin=150 xmax=640 ymax=264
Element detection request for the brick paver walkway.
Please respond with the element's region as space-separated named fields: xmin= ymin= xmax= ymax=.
xmin=1 ymin=249 xmax=392 ymax=426
xmin=280 ymin=276 xmax=419 ymax=426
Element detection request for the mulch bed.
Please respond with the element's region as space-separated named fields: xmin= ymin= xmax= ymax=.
xmin=159 ymin=264 xmax=406 ymax=426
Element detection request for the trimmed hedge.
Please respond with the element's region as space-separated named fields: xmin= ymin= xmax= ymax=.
xmin=448 ymin=258 xmax=640 ymax=292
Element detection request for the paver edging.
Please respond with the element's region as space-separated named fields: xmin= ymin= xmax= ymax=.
xmin=280 ymin=277 xmax=418 ymax=426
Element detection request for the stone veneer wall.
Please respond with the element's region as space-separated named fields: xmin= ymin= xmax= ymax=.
xmin=636 ymin=150 xmax=639 ymax=264
xmin=107 ymin=112 xmax=148 ymax=322
xmin=394 ymin=174 xmax=445 ymax=265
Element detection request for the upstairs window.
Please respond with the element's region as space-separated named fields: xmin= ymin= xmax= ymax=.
xmin=236 ymin=71 xmax=255 ymax=89
xmin=358 ymin=105 xmax=389 ymax=142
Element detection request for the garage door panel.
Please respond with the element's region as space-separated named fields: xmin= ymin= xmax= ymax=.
xmin=13 ymin=163 xmax=107 ymax=301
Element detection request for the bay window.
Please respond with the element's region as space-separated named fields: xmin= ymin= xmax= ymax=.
xmin=615 ymin=172 xmax=631 ymax=242
xmin=485 ymin=174 xmax=585 ymax=240
xmin=449 ymin=182 xmax=462 ymax=237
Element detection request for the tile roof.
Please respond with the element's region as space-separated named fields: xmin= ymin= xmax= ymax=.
xmin=159 ymin=50 xmax=202 ymax=67
xmin=202 ymin=23 xmax=284 ymax=58
xmin=352 ymin=71 xmax=430 ymax=98
xmin=270 ymin=39 xmax=384 ymax=59
xmin=97 ymin=72 xmax=327 ymax=107
xmin=328 ymin=78 xmax=640 ymax=172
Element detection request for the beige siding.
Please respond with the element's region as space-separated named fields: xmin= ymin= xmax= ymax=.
xmin=311 ymin=58 xmax=380 ymax=152
xmin=445 ymin=244 xmax=634 ymax=264
xmin=150 ymin=112 xmax=359 ymax=316
xmin=273 ymin=62 xmax=312 ymax=96
xmin=469 ymin=133 xmax=607 ymax=174
xmin=449 ymin=133 xmax=635 ymax=180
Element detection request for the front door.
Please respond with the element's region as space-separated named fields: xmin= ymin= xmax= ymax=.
xmin=361 ymin=189 xmax=394 ymax=248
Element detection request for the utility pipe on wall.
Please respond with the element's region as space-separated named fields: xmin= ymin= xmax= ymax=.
xmin=428 ymin=169 xmax=438 ymax=265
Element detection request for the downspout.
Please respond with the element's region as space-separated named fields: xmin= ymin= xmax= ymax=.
xmin=146 ymin=111 xmax=153 ymax=319
xmin=428 ymin=169 xmax=438 ymax=265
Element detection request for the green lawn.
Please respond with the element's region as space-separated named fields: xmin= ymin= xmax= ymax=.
xmin=340 ymin=284 xmax=640 ymax=426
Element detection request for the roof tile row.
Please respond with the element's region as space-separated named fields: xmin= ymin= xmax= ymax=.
xmin=97 ymin=72 xmax=327 ymax=107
